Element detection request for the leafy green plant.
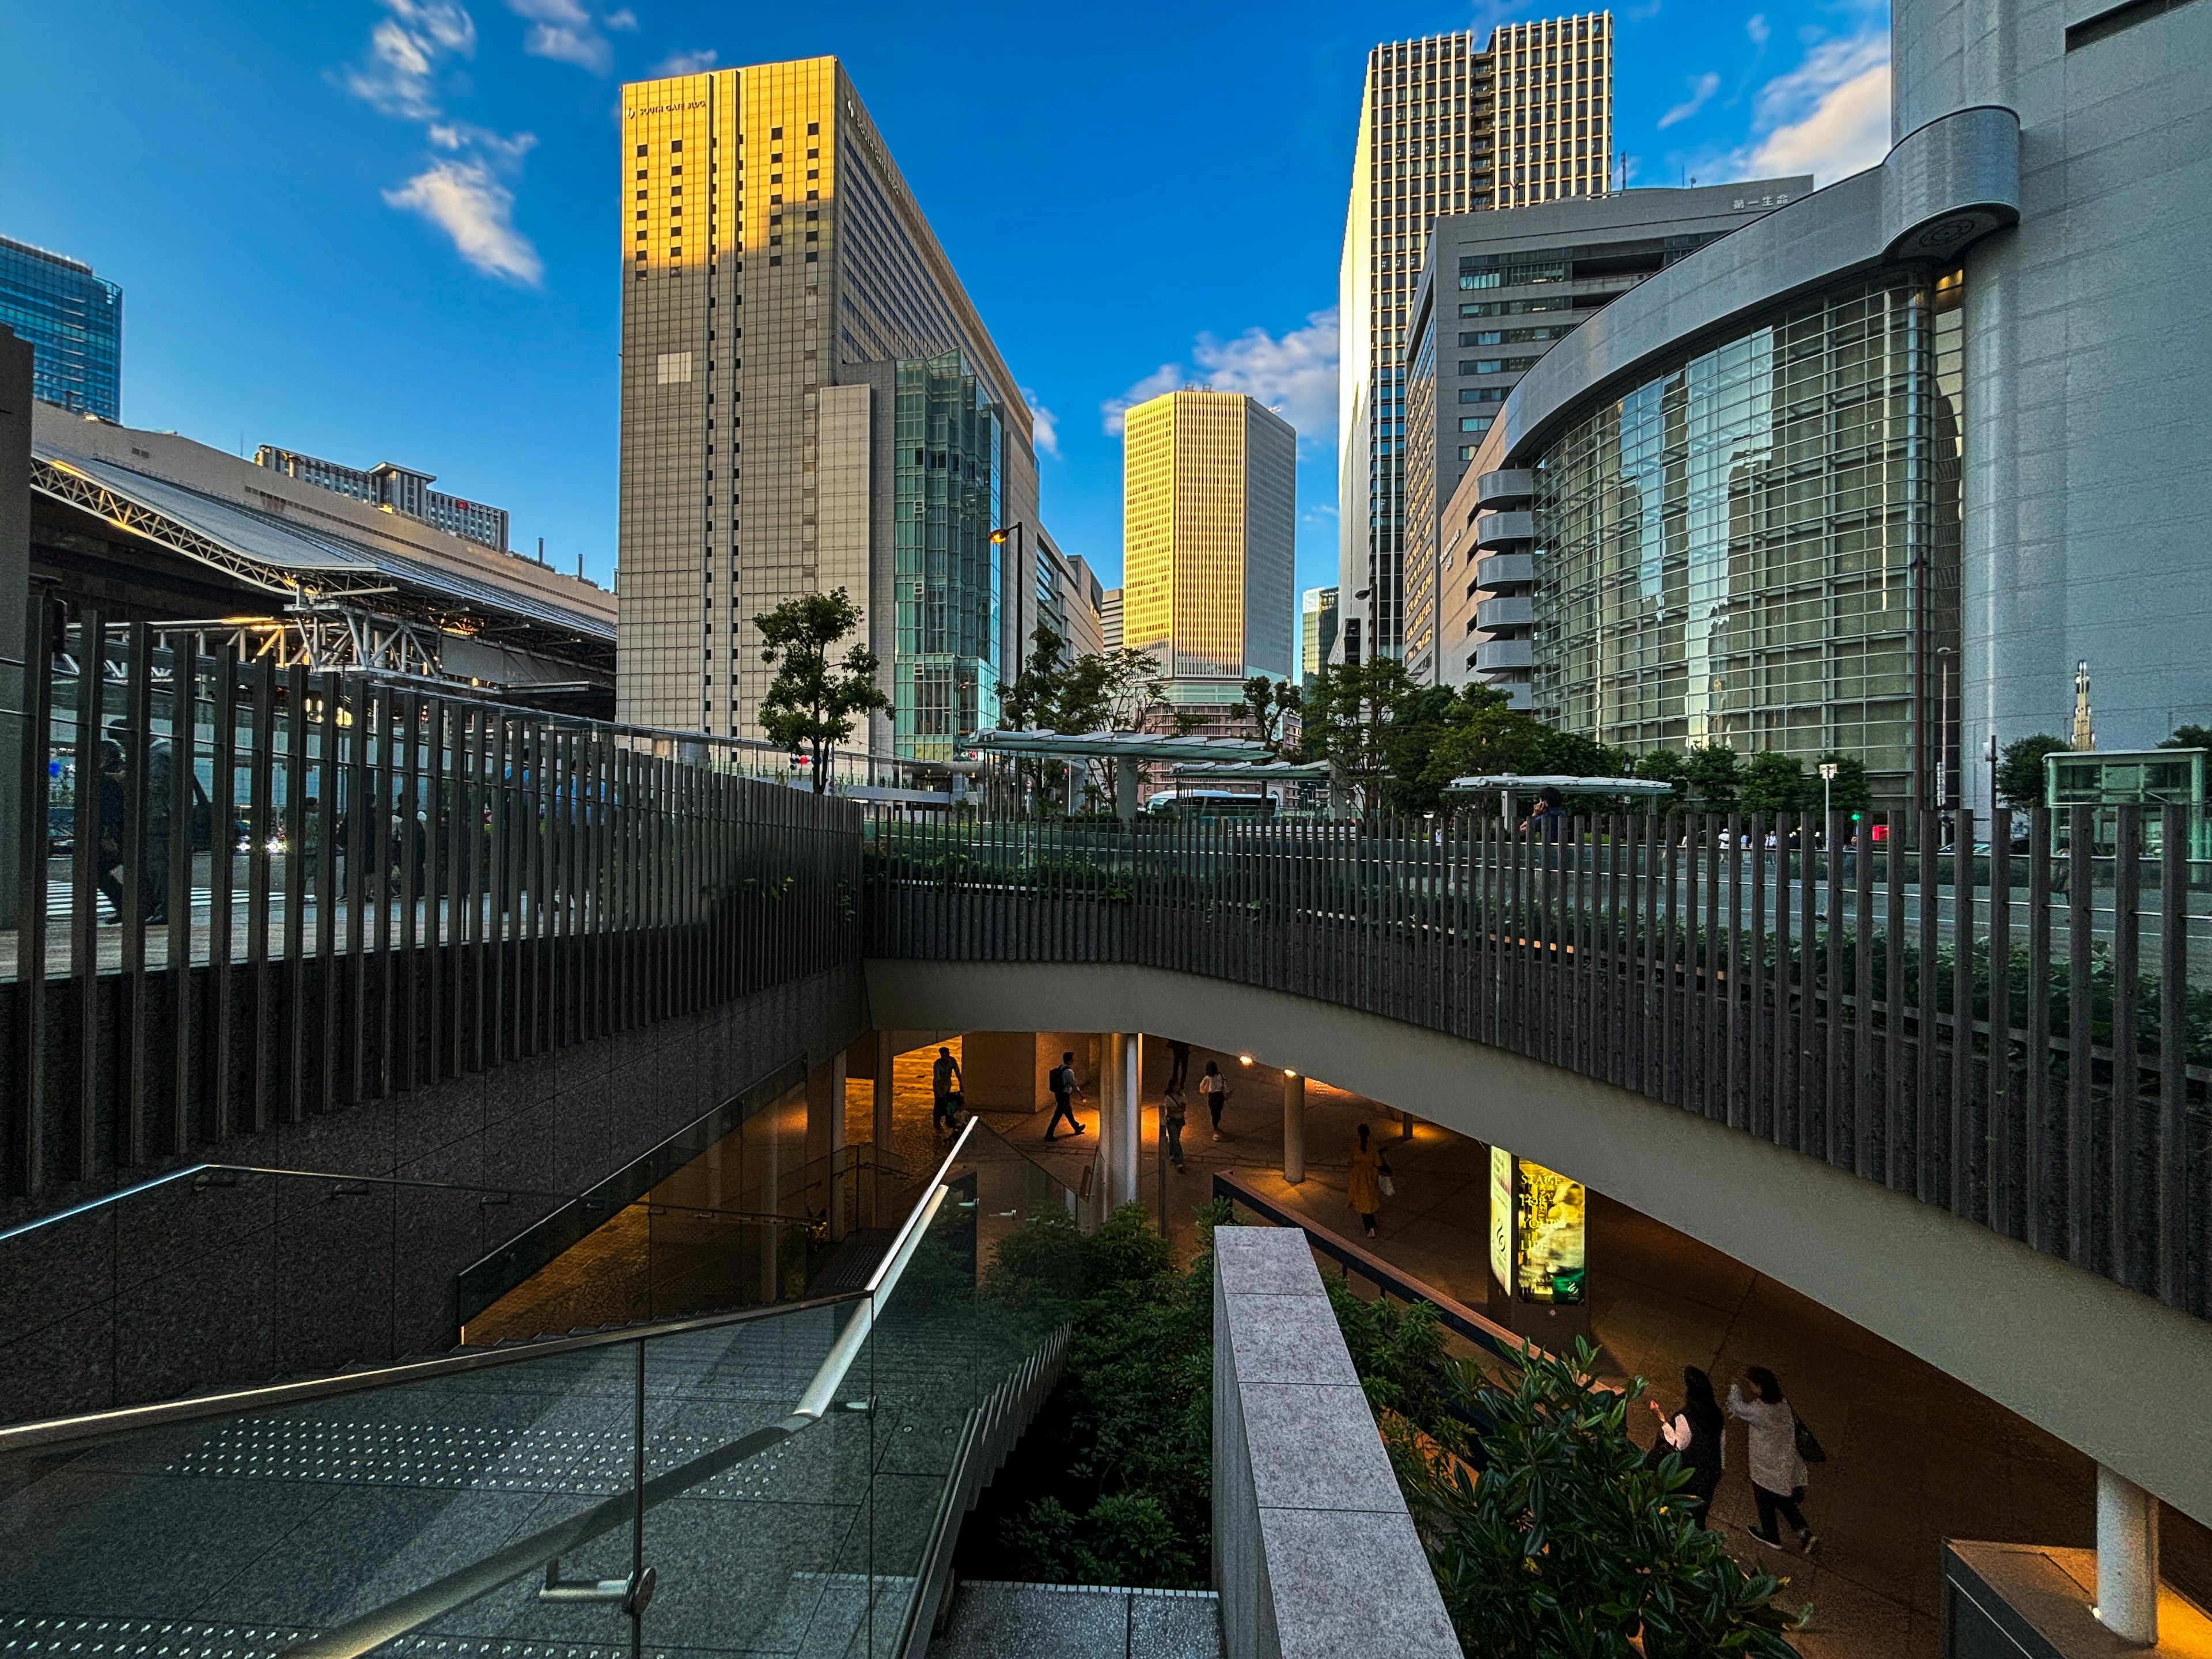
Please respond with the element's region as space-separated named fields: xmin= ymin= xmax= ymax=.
xmin=1386 ymin=1339 xmax=1804 ymax=1658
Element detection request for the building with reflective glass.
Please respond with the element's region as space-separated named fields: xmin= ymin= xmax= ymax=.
xmin=1402 ymin=181 xmax=1806 ymax=687
xmin=0 ymin=235 xmax=121 ymax=422
xmin=1120 ymin=390 xmax=1296 ymax=711
xmin=1335 ymin=15 xmax=1611 ymax=669
xmin=615 ymin=58 xmax=1042 ymax=749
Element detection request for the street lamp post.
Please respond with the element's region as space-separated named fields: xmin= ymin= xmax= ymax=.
xmin=1819 ymin=760 xmax=1840 ymax=825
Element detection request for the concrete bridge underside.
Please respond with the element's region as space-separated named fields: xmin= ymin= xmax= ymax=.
xmin=865 ymin=959 xmax=2212 ymax=1532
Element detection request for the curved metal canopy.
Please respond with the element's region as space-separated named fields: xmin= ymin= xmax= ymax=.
xmin=957 ymin=729 xmax=1275 ymax=763
xmin=1446 ymin=773 xmax=1677 ymax=795
xmin=1168 ymin=760 xmax=1330 ymax=780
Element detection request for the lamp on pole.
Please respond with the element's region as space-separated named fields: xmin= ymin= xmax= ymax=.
xmin=1819 ymin=760 xmax=1840 ymax=824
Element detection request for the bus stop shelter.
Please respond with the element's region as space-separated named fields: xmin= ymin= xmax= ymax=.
xmin=1166 ymin=760 xmax=1332 ymax=817
xmin=1446 ymin=772 xmax=1677 ymax=821
xmin=957 ymin=730 xmax=1276 ymax=823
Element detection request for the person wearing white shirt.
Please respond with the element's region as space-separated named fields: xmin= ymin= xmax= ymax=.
xmin=1726 ymin=1365 xmax=1818 ymax=1553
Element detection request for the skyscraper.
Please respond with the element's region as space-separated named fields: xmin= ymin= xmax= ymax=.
xmin=1301 ymin=586 xmax=1339 ymax=685
xmin=1335 ymin=15 xmax=1612 ymax=665
xmin=0 ymin=235 xmax=122 ymax=422
xmin=616 ymin=58 xmax=1040 ymax=746
xmin=1120 ymin=389 xmax=1296 ymax=710
xmin=1101 ymin=587 xmax=1123 ymax=652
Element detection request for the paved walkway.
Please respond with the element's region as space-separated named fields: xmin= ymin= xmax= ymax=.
xmin=872 ymin=1035 xmax=2190 ymax=1659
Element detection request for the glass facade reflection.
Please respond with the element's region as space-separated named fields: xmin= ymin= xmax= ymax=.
xmin=893 ymin=351 xmax=1001 ymax=760
xmin=1530 ymin=275 xmax=1962 ymax=805
xmin=1 ymin=235 xmax=122 ymax=421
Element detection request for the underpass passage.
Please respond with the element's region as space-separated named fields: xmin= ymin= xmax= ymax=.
xmin=0 ymin=1120 xmax=1074 ymax=1659
xmin=940 ymin=1026 xmax=2212 ymax=1659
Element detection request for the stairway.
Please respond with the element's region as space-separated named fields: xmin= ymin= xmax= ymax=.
xmin=929 ymin=1581 xmax=1223 ymax=1659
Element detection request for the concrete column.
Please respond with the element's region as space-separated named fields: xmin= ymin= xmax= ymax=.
xmin=1115 ymin=754 xmax=1139 ymax=825
xmin=872 ymin=1032 xmax=894 ymax=1226
xmin=1101 ymin=1032 xmax=1140 ymax=1211
xmin=0 ymin=329 xmax=32 ymax=933
xmin=805 ymin=1057 xmax=847 ymax=1241
xmin=2096 ymin=1464 xmax=2160 ymax=1646
xmin=1282 ymin=1071 xmax=1306 ymax=1184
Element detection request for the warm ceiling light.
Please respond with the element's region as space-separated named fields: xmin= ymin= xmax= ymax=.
xmin=1283 ymin=1068 xmax=1297 ymax=1078
xmin=1238 ymin=1054 xmax=1253 ymax=1066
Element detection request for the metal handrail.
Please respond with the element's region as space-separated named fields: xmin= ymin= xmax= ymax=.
xmin=270 ymin=1118 xmax=982 ymax=1659
xmin=0 ymin=1160 xmax=801 ymax=1248
xmin=0 ymin=1288 xmax=868 ymax=1457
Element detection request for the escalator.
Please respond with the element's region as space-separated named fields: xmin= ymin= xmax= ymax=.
xmin=0 ymin=1120 xmax=1073 ymax=1659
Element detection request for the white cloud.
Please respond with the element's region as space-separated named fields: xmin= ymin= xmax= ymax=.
xmin=384 ymin=157 xmax=544 ymax=285
xmin=343 ymin=0 xmax=478 ymax=118
xmin=1745 ymin=12 xmax=1771 ymax=47
xmin=1101 ymin=364 xmax=1185 ymax=436
xmin=1022 ymin=390 xmax=1060 ymax=459
xmin=1103 ymin=309 xmax=1340 ymax=447
xmin=1658 ymin=71 xmax=1721 ymax=129
xmin=429 ymin=121 xmax=537 ymax=165
xmin=506 ymin=0 xmax=613 ymax=73
xmin=651 ymin=46 xmax=718 ymax=75
xmin=1739 ymin=31 xmax=1892 ymax=183
xmin=603 ymin=7 xmax=636 ymax=28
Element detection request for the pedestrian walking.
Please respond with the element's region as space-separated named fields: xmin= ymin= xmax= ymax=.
xmin=1347 ymin=1123 xmax=1391 ymax=1238
xmin=92 ymin=740 xmax=128 ymax=924
xmin=1199 ymin=1060 xmax=1229 ymax=1137
xmin=930 ymin=1046 xmax=963 ymax=1133
xmin=1648 ymin=1365 xmax=1725 ymax=1517
xmin=1727 ymin=1366 xmax=1819 ymax=1554
xmin=1161 ymin=1086 xmax=1187 ymax=1171
xmin=1045 ymin=1051 xmax=1086 ymax=1140
xmin=1165 ymin=1039 xmax=1191 ymax=1093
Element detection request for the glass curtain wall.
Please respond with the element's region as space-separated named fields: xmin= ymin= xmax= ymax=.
xmin=1402 ymin=317 xmax=1441 ymax=681
xmin=892 ymin=351 xmax=1003 ymax=762
xmin=1529 ymin=274 xmax=1963 ymax=806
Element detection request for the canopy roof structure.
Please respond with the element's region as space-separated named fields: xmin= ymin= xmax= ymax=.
xmin=957 ymin=729 xmax=1275 ymax=763
xmin=1446 ymin=773 xmax=1677 ymax=796
xmin=1168 ymin=760 xmax=1331 ymax=781
xmin=31 ymin=444 xmax=615 ymax=667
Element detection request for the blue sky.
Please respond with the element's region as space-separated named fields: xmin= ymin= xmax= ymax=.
xmin=1 ymin=0 xmax=1890 ymax=598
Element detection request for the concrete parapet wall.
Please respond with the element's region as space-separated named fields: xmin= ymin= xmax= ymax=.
xmin=1211 ymin=1225 xmax=1458 ymax=1659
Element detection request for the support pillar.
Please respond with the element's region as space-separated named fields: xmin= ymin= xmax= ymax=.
xmin=1115 ymin=754 xmax=1139 ymax=826
xmin=0 ymin=329 xmax=32 ymax=933
xmin=872 ymin=1031 xmax=895 ymax=1226
xmin=806 ymin=1056 xmax=847 ymax=1241
xmin=1282 ymin=1071 xmax=1306 ymax=1184
xmin=1101 ymin=1032 xmax=1139 ymax=1211
xmin=2096 ymin=1464 xmax=2160 ymax=1646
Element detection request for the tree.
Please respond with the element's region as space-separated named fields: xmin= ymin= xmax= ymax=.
xmin=753 ymin=588 xmax=890 ymax=793
xmin=2161 ymin=724 xmax=2212 ymax=753
xmin=1995 ymin=733 xmax=2067 ymax=809
xmin=1385 ymin=1340 xmax=1805 ymax=1658
xmin=1631 ymin=747 xmax=1688 ymax=810
xmin=1810 ymin=751 xmax=1872 ymax=818
xmin=1297 ymin=657 xmax=1424 ymax=817
xmin=1741 ymin=751 xmax=1811 ymax=819
xmin=1241 ymin=673 xmax=1301 ymax=756
xmin=1682 ymin=743 xmax=1742 ymax=812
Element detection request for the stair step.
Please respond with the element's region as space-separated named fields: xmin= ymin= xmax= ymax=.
xmin=928 ymin=1580 xmax=1222 ymax=1659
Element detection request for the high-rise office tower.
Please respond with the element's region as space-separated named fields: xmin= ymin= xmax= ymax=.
xmin=616 ymin=58 xmax=1039 ymax=747
xmin=1101 ymin=587 xmax=1123 ymax=652
xmin=1335 ymin=14 xmax=1611 ymax=665
xmin=1121 ymin=389 xmax=1296 ymax=710
xmin=1301 ymin=586 xmax=1339 ymax=685
xmin=254 ymin=446 xmax=513 ymax=552
xmin=0 ymin=236 xmax=122 ymax=422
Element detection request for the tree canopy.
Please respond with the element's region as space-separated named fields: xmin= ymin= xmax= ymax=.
xmin=753 ymin=588 xmax=890 ymax=793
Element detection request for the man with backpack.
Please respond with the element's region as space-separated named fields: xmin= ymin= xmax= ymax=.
xmin=1045 ymin=1051 xmax=1085 ymax=1140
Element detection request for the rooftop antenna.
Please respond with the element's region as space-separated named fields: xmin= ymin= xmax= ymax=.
xmin=537 ymin=536 xmax=547 ymax=566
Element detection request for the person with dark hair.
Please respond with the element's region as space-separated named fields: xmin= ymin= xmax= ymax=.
xmin=1198 ymin=1059 xmax=1230 ymax=1137
xmin=108 ymin=719 xmax=175 ymax=925
xmin=92 ymin=740 xmax=129 ymax=924
xmin=1346 ymin=1122 xmax=1391 ymax=1238
xmin=930 ymin=1046 xmax=963 ymax=1133
xmin=1519 ymin=785 xmax=1566 ymax=837
xmin=1728 ymin=1365 xmax=1817 ymax=1552
xmin=1044 ymin=1051 xmax=1085 ymax=1140
xmin=1649 ymin=1365 xmax=1725 ymax=1516
xmin=1160 ymin=1084 xmax=1187 ymax=1171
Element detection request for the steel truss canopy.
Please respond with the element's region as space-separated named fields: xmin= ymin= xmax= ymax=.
xmin=1446 ymin=773 xmax=1678 ymax=796
xmin=29 ymin=446 xmax=615 ymax=671
xmin=1168 ymin=760 xmax=1330 ymax=781
xmin=957 ymin=729 xmax=1276 ymax=763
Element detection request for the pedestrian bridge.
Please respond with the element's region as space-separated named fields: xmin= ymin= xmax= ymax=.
xmin=2 ymin=637 xmax=2208 ymax=1537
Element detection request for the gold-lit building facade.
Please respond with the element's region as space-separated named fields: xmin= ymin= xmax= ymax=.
xmin=1335 ymin=15 xmax=1612 ymax=665
xmin=616 ymin=57 xmax=1039 ymax=744
xmin=1120 ymin=390 xmax=1296 ymax=703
